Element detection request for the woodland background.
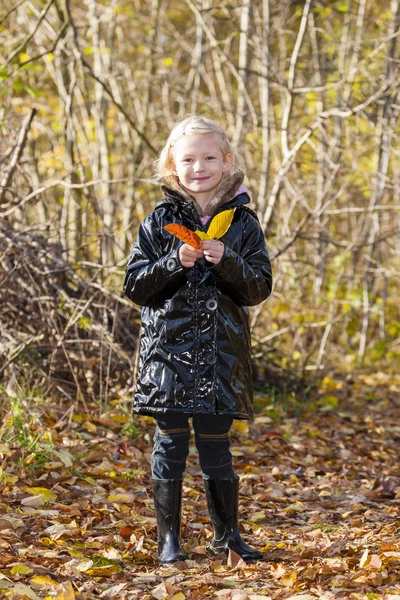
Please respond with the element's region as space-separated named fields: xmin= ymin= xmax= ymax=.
xmin=1 ymin=0 xmax=400 ymax=395
xmin=1 ymin=2 xmax=400 ymax=598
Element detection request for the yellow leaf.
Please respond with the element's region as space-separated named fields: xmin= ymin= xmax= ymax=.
xmin=83 ymin=421 xmax=96 ymax=432
xmin=30 ymin=576 xmax=59 ymax=589
xmin=206 ymin=208 xmax=236 ymax=239
xmin=360 ymin=548 xmax=370 ymax=568
xmin=6 ymin=474 xmax=18 ymax=484
xmin=24 ymin=487 xmax=57 ymax=502
xmin=25 ymin=452 xmax=37 ymax=465
xmin=194 ymin=230 xmax=209 ymax=240
xmin=171 ymin=594 xmax=186 ymax=600
xmin=281 ymin=570 xmax=297 ymax=587
xmin=232 ymin=421 xmax=249 ymax=434
xmin=86 ymin=564 xmax=123 ymax=576
xmin=11 ymin=564 xmax=34 ymax=575
xmin=323 ymin=395 xmax=339 ymax=408
xmin=321 ymin=376 xmax=342 ymax=392
xmin=107 ymin=493 xmax=134 ymax=503
xmin=250 ymin=511 xmax=266 ymax=522
xmin=54 ymin=581 xmax=75 ymax=600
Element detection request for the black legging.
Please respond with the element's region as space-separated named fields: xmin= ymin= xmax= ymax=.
xmin=151 ymin=413 xmax=235 ymax=480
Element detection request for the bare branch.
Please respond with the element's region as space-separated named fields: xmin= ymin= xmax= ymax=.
xmin=0 ymin=108 xmax=36 ymax=204
xmin=5 ymin=0 xmax=55 ymax=65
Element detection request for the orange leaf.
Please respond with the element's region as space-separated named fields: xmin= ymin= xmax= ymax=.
xmin=119 ymin=526 xmax=135 ymax=540
xmin=164 ymin=224 xmax=201 ymax=249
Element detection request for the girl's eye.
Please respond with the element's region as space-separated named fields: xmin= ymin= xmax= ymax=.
xmin=206 ymin=156 xmax=216 ymax=160
xmin=183 ymin=158 xmax=193 ymax=163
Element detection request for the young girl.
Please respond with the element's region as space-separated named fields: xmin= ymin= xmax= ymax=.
xmin=123 ymin=115 xmax=272 ymax=565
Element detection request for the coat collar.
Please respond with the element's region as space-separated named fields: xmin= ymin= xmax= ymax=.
xmin=156 ymin=170 xmax=250 ymax=218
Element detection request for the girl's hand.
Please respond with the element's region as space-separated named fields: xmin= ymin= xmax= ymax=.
xmin=179 ymin=243 xmax=204 ymax=268
xmin=201 ymin=240 xmax=225 ymax=265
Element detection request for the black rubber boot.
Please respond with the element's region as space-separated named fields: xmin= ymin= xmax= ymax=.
xmin=152 ymin=479 xmax=188 ymax=565
xmin=204 ymin=477 xmax=263 ymax=561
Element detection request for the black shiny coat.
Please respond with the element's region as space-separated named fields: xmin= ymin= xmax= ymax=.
xmin=123 ymin=190 xmax=273 ymax=419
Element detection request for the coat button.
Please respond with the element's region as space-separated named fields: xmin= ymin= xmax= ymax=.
xmin=205 ymin=353 xmax=217 ymax=365
xmin=206 ymin=299 xmax=217 ymax=311
xmin=166 ymin=258 xmax=177 ymax=271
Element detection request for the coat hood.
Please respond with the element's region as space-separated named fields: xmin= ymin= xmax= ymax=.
xmin=158 ymin=170 xmax=247 ymax=217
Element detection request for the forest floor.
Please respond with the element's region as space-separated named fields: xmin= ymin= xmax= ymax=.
xmin=1 ymin=371 xmax=400 ymax=600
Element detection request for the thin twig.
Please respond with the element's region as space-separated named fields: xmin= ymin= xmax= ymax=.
xmin=0 ymin=109 xmax=37 ymax=204
xmin=5 ymin=0 xmax=55 ymax=65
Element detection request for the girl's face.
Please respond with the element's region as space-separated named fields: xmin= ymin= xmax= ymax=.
xmin=172 ymin=133 xmax=232 ymax=207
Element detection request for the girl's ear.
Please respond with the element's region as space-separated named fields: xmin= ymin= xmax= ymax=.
xmin=223 ymin=153 xmax=233 ymax=171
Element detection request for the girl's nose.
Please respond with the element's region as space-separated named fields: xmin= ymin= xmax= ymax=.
xmin=194 ymin=160 xmax=206 ymax=172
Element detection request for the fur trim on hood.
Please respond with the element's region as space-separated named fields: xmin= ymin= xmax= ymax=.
xmin=161 ymin=170 xmax=245 ymax=218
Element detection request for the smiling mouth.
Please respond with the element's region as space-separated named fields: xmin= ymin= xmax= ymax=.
xmin=192 ymin=177 xmax=210 ymax=181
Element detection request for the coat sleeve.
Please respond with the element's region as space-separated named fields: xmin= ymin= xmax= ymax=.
xmin=207 ymin=211 xmax=273 ymax=306
xmin=123 ymin=212 xmax=189 ymax=307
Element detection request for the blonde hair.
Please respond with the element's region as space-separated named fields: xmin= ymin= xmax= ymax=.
xmin=154 ymin=115 xmax=238 ymax=191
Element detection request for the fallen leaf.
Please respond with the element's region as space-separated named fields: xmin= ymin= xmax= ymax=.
xmin=369 ymin=554 xmax=382 ymax=569
xmin=270 ymin=563 xmax=286 ymax=579
xmin=63 ymin=558 xmax=93 ymax=572
xmin=99 ymin=582 xmax=128 ymax=598
xmin=227 ymin=549 xmax=247 ymax=568
xmin=10 ymin=564 xmax=34 ymax=575
xmin=83 ymin=421 xmax=97 ymax=432
xmin=9 ymin=583 xmax=40 ymax=599
xmin=359 ymin=548 xmax=370 ymax=568
xmin=24 ymin=487 xmax=57 ymax=502
xmin=151 ymin=582 xmax=168 ymax=599
xmin=232 ymin=421 xmax=249 ymax=434
xmin=52 ymin=450 xmax=73 ymax=467
xmin=43 ymin=522 xmax=78 ymax=540
xmin=0 ymin=517 xmax=23 ymax=530
xmin=54 ymin=581 xmax=76 ymax=600
xmin=215 ymin=591 xmax=233 ymax=600
xmin=119 ymin=525 xmax=135 ymax=540
xmin=286 ymin=594 xmax=315 ymax=600
xmin=21 ymin=494 xmax=46 ymax=507
xmin=107 ymin=493 xmax=134 ymax=503
xmin=30 ymin=575 xmax=59 ymax=589
xmin=280 ymin=571 xmax=297 ymax=587
xmin=87 ymin=563 xmax=123 ymax=576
